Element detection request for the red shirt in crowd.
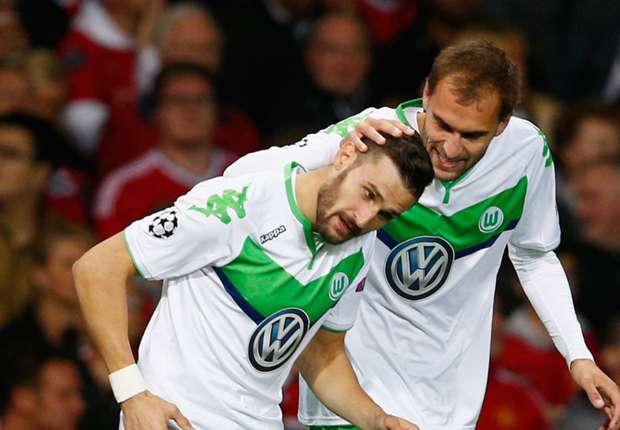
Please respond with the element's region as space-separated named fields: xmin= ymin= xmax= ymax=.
xmin=477 ymin=367 xmax=550 ymax=430
xmin=94 ymin=148 xmax=234 ymax=239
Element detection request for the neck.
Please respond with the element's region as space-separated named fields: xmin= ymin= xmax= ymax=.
xmin=0 ymin=196 xmax=40 ymax=248
xmin=160 ymin=140 xmax=214 ymax=177
xmin=295 ymin=167 xmax=330 ymax=226
xmin=36 ymin=294 xmax=81 ymax=346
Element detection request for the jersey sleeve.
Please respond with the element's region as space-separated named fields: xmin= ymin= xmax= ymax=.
xmin=223 ymin=107 xmax=397 ymax=177
xmin=509 ymin=129 xmax=561 ymax=251
xmin=123 ymin=177 xmax=252 ymax=280
xmin=322 ymin=236 xmax=375 ymax=331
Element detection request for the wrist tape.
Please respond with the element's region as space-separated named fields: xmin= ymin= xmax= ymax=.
xmin=108 ymin=364 xmax=147 ymax=403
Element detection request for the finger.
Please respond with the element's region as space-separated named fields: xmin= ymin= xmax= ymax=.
xmin=355 ymin=122 xmax=386 ymax=144
xmin=343 ymin=132 xmax=368 ymax=152
xmin=366 ymin=118 xmax=414 ymax=137
xmin=599 ymin=381 xmax=620 ymax=428
xmin=169 ymin=407 xmax=192 ymax=430
xmin=584 ymin=380 xmax=606 ymax=409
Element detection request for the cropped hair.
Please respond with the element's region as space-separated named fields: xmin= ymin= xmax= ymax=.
xmin=427 ymin=40 xmax=521 ymax=121
xmin=359 ymin=132 xmax=434 ymax=199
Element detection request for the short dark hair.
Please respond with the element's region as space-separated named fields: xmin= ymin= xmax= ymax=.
xmin=427 ymin=40 xmax=521 ymax=121
xmin=151 ymin=62 xmax=216 ymax=108
xmin=0 ymin=348 xmax=76 ymax=414
xmin=554 ymin=102 xmax=620 ymax=151
xmin=0 ymin=112 xmax=78 ymax=168
xmin=359 ymin=132 xmax=434 ymax=199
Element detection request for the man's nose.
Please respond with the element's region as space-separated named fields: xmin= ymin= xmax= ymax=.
xmin=443 ymin=133 xmax=462 ymax=158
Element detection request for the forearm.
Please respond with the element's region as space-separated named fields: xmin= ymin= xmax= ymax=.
xmin=297 ymin=333 xmax=383 ymax=429
xmin=509 ymin=245 xmax=593 ymax=366
xmin=73 ymin=233 xmax=136 ymax=372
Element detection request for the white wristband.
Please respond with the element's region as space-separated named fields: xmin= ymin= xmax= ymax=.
xmin=108 ymin=364 xmax=147 ymax=403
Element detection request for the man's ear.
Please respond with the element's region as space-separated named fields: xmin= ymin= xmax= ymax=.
xmin=333 ymin=140 xmax=358 ymax=172
xmin=495 ymin=114 xmax=510 ymax=136
xmin=422 ymin=80 xmax=430 ymax=111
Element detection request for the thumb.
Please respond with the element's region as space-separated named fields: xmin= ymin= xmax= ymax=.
xmin=584 ymin=381 xmax=606 ymax=409
xmin=168 ymin=407 xmax=192 ymax=430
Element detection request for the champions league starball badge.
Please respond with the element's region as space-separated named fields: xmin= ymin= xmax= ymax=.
xmin=148 ymin=209 xmax=179 ymax=239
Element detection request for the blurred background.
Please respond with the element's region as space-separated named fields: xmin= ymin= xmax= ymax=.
xmin=0 ymin=1 xmax=618 ymax=429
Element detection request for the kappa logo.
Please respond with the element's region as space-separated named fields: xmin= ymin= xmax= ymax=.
xmin=478 ymin=206 xmax=504 ymax=233
xmin=248 ymin=308 xmax=309 ymax=372
xmin=260 ymin=225 xmax=287 ymax=244
xmin=329 ymin=272 xmax=349 ymax=301
xmin=385 ymin=236 xmax=454 ymax=300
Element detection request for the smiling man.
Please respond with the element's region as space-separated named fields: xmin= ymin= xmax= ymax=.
xmin=224 ymin=40 xmax=620 ymax=430
xmin=73 ymin=133 xmax=433 ymax=430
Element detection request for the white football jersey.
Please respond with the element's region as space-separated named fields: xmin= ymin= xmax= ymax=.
xmin=122 ymin=162 xmax=374 ymax=430
xmin=295 ymin=101 xmax=563 ymax=429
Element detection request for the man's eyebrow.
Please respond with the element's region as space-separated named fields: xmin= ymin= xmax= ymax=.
xmin=434 ymin=111 xmax=489 ymax=136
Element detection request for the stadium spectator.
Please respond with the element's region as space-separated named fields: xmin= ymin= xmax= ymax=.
xmin=0 ymin=218 xmax=93 ymax=361
xmin=569 ymin=161 xmax=620 ymax=337
xmin=0 ymin=353 xmax=86 ymax=430
xmin=58 ymin=0 xmax=161 ymax=174
xmin=94 ymin=63 xmax=234 ymax=239
xmin=0 ymin=113 xmax=59 ymax=325
xmin=266 ymin=10 xmax=377 ymax=146
xmin=0 ymin=59 xmax=33 ymax=115
xmin=0 ymin=1 xmax=29 ymax=61
xmin=325 ymin=0 xmax=417 ymax=45
xmin=137 ymin=2 xmax=260 ymax=157
xmin=22 ymin=49 xmax=68 ymax=122
xmin=214 ymin=0 xmax=324 ymax=134
xmin=477 ymin=299 xmax=551 ymax=430
xmin=301 ymin=10 xmax=375 ymax=125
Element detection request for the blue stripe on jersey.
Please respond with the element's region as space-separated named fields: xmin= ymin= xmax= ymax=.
xmin=213 ymin=266 xmax=264 ymax=324
xmin=454 ymin=219 xmax=520 ymax=259
xmin=377 ymin=228 xmax=398 ymax=249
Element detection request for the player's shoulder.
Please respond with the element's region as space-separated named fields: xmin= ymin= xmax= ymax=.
xmin=499 ymin=116 xmax=552 ymax=167
xmin=181 ymin=163 xmax=288 ymax=210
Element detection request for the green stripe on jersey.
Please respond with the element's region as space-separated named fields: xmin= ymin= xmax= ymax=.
xmin=284 ymin=162 xmax=325 ymax=258
xmin=220 ymin=238 xmax=365 ymax=324
xmin=383 ymin=176 xmax=528 ymax=252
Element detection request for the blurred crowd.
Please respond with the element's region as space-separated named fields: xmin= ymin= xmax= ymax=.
xmin=0 ymin=0 xmax=618 ymax=429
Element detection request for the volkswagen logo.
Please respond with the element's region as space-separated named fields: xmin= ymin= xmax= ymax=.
xmin=385 ymin=236 xmax=454 ymax=300
xmin=248 ymin=308 xmax=309 ymax=372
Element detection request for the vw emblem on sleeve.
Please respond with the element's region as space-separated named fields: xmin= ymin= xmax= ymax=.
xmin=248 ymin=308 xmax=309 ymax=372
xmin=385 ymin=236 xmax=454 ymax=300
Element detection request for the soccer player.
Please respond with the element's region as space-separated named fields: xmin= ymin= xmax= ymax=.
xmin=224 ymin=40 xmax=620 ymax=430
xmin=72 ymin=134 xmax=433 ymax=430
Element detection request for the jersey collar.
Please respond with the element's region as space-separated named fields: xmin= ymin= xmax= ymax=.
xmin=284 ymin=162 xmax=325 ymax=256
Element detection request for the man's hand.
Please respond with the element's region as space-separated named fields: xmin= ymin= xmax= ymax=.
xmin=121 ymin=391 xmax=192 ymax=430
xmin=571 ymin=359 xmax=620 ymax=430
xmin=343 ymin=117 xmax=415 ymax=152
xmin=374 ymin=414 xmax=420 ymax=430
